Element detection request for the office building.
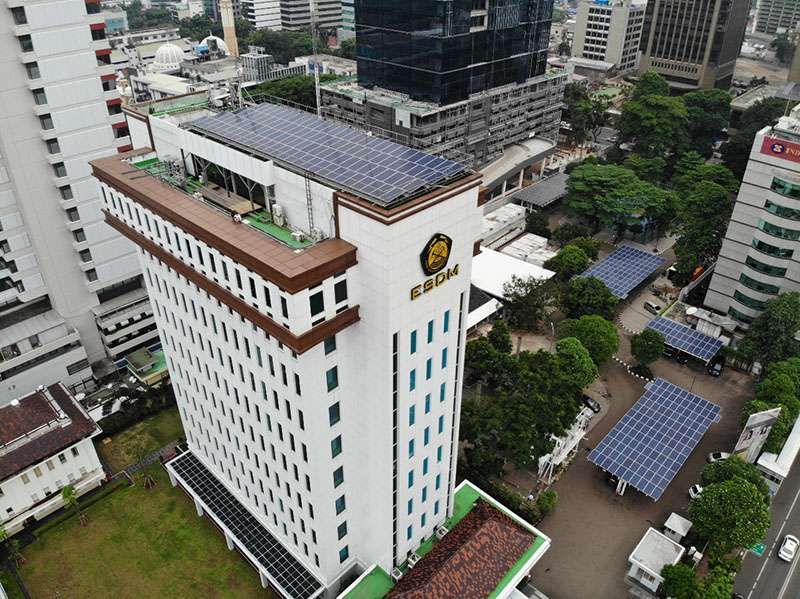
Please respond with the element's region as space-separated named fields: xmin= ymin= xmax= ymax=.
xmin=639 ymin=0 xmax=749 ymax=90
xmin=0 ymin=383 xmax=104 ymax=536
xmin=241 ymin=0 xmax=282 ymax=29
xmin=755 ymin=0 xmax=800 ymax=35
xmin=0 ymin=0 xmax=157 ymax=403
xmin=92 ymin=95 xmax=551 ymax=597
xmin=572 ymin=0 xmax=646 ymax=75
xmin=322 ymin=0 xmax=566 ymax=169
xmin=280 ymin=0 xmax=342 ymax=31
xmin=705 ymin=104 xmax=800 ymax=327
xmin=338 ymin=0 xmax=354 ymax=40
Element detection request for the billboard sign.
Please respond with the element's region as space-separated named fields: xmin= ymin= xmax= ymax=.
xmin=733 ymin=407 xmax=782 ymax=463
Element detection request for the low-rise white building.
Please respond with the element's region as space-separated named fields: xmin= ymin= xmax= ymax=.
xmin=627 ymin=527 xmax=685 ymax=597
xmin=757 ymin=412 xmax=800 ymax=495
xmin=0 ymin=383 xmax=104 ymax=536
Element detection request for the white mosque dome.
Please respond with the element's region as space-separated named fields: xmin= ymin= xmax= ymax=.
xmin=200 ymin=35 xmax=229 ymax=56
xmin=152 ymin=42 xmax=184 ymax=72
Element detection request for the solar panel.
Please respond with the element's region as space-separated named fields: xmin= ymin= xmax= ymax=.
xmin=581 ymin=245 xmax=666 ymax=298
xmin=187 ymin=103 xmax=467 ymax=207
xmin=646 ymin=316 xmax=723 ymax=362
xmin=168 ymin=452 xmax=323 ymax=599
xmin=588 ymin=378 xmax=721 ymax=500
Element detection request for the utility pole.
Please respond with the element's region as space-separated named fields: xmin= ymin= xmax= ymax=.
xmin=310 ymin=0 xmax=322 ymax=116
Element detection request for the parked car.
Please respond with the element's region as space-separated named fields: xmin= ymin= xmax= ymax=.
xmin=582 ymin=394 xmax=601 ymax=414
xmin=663 ymin=346 xmax=676 ymax=359
xmin=689 ymin=484 xmax=703 ymax=499
xmin=644 ymin=300 xmax=662 ymax=315
xmin=707 ymin=452 xmax=731 ymax=463
xmin=676 ymin=352 xmax=690 ymax=365
xmin=779 ymin=535 xmax=799 ymax=562
xmin=707 ymin=356 xmax=725 ymax=377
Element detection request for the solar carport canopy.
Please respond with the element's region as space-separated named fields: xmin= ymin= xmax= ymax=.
xmin=646 ymin=316 xmax=724 ymax=363
xmin=187 ymin=103 xmax=468 ymax=208
xmin=588 ymin=378 xmax=721 ymax=500
xmin=580 ymin=245 xmax=666 ymax=298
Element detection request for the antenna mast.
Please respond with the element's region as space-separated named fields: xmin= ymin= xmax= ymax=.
xmin=311 ymin=0 xmax=322 ymax=116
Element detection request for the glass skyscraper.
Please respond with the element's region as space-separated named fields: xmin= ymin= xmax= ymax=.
xmin=355 ymin=0 xmax=553 ymax=105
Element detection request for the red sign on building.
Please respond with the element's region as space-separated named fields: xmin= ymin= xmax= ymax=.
xmin=761 ymin=136 xmax=800 ymax=163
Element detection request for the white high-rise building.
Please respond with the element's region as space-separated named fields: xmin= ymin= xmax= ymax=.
xmin=241 ymin=0 xmax=282 ymax=29
xmin=706 ymin=105 xmax=800 ymax=328
xmin=572 ymin=0 xmax=646 ymax=75
xmin=280 ymin=0 xmax=342 ymax=31
xmin=0 ymin=0 xmax=157 ymax=404
xmin=92 ymin=96 xmax=551 ymax=598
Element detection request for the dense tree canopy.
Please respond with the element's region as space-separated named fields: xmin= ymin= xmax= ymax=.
xmin=247 ymin=29 xmax=315 ymax=64
xmin=544 ymin=245 xmax=590 ymax=281
xmin=502 ymin=275 xmax=555 ymax=331
xmin=772 ymin=33 xmax=796 ymax=64
xmin=701 ymin=456 xmax=770 ymax=501
xmin=682 ymin=89 xmax=732 ymax=156
xmin=552 ymin=223 xmax=590 ymax=246
xmin=661 ymin=563 xmax=700 ymax=599
xmin=630 ymin=329 xmax=664 ymax=365
xmin=622 ymin=154 xmax=666 ymax=184
xmin=558 ymin=315 xmax=619 ymax=366
xmin=739 ymin=293 xmax=800 ymax=367
xmin=487 ymin=320 xmax=513 ymax=354
xmin=525 ymin=211 xmax=550 ymax=238
xmin=689 ymin=478 xmax=771 ymax=557
xmin=561 ymin=83 xmax=608 ymax=146
xmin=248 ymin=73 xmax=339 ymax=108
xmin=723 ymin=98 xmax=792 ymax=178
xmin=630 ymin=70 xmax=670 ymax=100
xmin=618 ymin=94 xmax=689 ymax=157
xmin=559 ymin=276 xmax=619 ymax=320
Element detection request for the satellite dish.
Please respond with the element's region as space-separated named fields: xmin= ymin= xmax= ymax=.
xmin=686 ymin=307 xmax=698 ymax=316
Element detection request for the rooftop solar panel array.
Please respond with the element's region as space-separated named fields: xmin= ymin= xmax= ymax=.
xmin=187 ymin=103 xmax=467 ymax=207
xmin=588 ymin=378 xmax=721 ymax=500
xmin=581 ymin=245 xmax=666 ymax=298
xmin=646 ymin=316 xmax=723 ymax=362
xmin=169 ymin=451 xmax=323 ymax=599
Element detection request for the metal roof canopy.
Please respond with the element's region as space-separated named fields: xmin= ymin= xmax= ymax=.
xmin=581 ymin=244 xmax=666 ymax=299
xmin=186 ymin=103 xmax=468 ymax=208
xmin=646 ymin=316 xmax=723 ymax=364
xmin=588 ymin=378 xmax=721 ymax=501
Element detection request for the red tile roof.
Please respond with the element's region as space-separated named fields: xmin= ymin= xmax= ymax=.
xmin=0 ymin=384 xmax=99 ymax=482
xmin=388 ymin=500 xmax=536 ymax=599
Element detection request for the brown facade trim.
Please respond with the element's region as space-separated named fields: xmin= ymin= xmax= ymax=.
xmin=334 ymin=175 xmax=482 ymax=226
xmin=473 ymin=240 xmax=482 ymax=257
xmin=477 ymin=188 xmax=490 ymax=207
xmin=105 ymin=212 xmax=360 ymax=354
xmin=92 ymin=155 xmax=358 ymax=294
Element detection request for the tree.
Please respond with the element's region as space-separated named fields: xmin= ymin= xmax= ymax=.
xmin=630 ymin=329 xmax=664 ymax=365
xmin=756 ymin=374 xmax=799 ymax=418
xmin=618 ymin=94 xmax=688 ymax=157
xmin=631 ymin=70 xmax=670 ymax=99
xmin=623 ymin=154 xmax=666 ymax=184
xmin=248 ymin=73 xmax=340 ymax=108
xmin=689 ymin=478 xmax=771 ymax=557
xmin=671 ymin=181 xmax=733 ymax=276
xmin=772 ymin=33 xmax=796 ymax=64
xmin=723 ymin=98 xmax=792 ymax=178
xmin=672 ymin=151 xmax=705 ymax=184
xmin=565 ymin=163 xmax=670 ymax=236
xmin=555 ymin=337 xmax=598 ymax=389
xmin=246 ymin=29 xmax=314 ymax=64
xmin=525 ymin=211 xmax=550 ymax=237
xmin=544 ymin=244 xmax=590 ymax=281
xmin=561 ymin=83 xmax=608 ymax=146
xmin=701 ymin=456 xmax=770 ymax=501
xmin=558 ymin=39 xmax=571 ymax=56
xmin=487 ymin=320 xmax=513 ymax=354
xmin=334 ymin=38 xmax=356 ymax=59
xmin=682 ymin=89 xmax=732 ymax=156
xmin=126 ymin=0 xmax=174 ymax=31
xmin=672 ymin=163 xmax=739 ymax=197
xmin=552 ymin=223 xmax=590 ymax=246
xmin=558 ymin=315 xmax=619 ymax=366
xmin=502 ymin=275 xmax=554 ymax=331
xmin=661 ymin=563 xmax=700 ymax=599
xmin=62 ymin=484 xmax=87 ymax=526
xmin=560 ymin=276 xmax=619 ymax=320
xmin=739 ymin=292 xmax=800 ymax=367
xmin=697 ymin=566 xmax=735 ymax=599
xmin=567 ymin=236 xmax=599 ymax=260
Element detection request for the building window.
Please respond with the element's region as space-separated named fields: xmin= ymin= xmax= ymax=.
xmin=334 ymin=279 xmax=348 ymax=303
xmin=32 ymin=88 xmax=47 ymax=105
xmin=309 ymin=291 xmax=324 ymax=316
xmin=758 ymin=219 xmax=800 ymax=241
xmin=407 ymin=525 xmax=413 ymax=540
xmin=73 ymin=229 xmax=86 ymax=243
xmin=409 ymin=405 xmax=415 ymax=426
xmin=765 ymin=199 xmax=800 ymax=221
xmin=423 ymin=458 xmax=429 ymax=475
xmin=53 ymin=162 xmax=67 ymax=178
xmin=329 ymin=402 xmax=340 ymax=425
xmin=324 ymin=335 xmax=336 ymax=354
xmin=424 ymin=394 xmax=431 ymax=414
xmin=339 ymin=546 xmax=349 ymax=563
xmin=443 ymin=310 xmax=450 ymax=333
xmin=21 ymin=473 xmax=30 ymax=484
xmin=71 ymin=447 xmax=79 ymax=457
xmin=58 ymin=453 xmax=67 ymax=464
xmin=59 ymin=186 xmax=73 ymax=200
xmin=729 ymin=306 xmax=755 ymax=324
xmin=66 ymin=207 xmax=80 ymax=222
xmin=407 ymin=498 xmax=413 ymax=514
xmin=46 ymin=139 xmax=60 ymax=155
xmin=739 ymin=273 xmax=780 ymax=295
xmin=440 ymin=382 xmax=446 ymax=402
xmin=12 ymin=7 xmax=27 ymax=24
xmin=326 ymin=366 xmax=339 ymax=391
xmin=410 ymin=330 xmax=417 ymax=354
xmin=424 ymin=427 xmax=430 ymax=446
xmin=39 ymin=114 xmax=53 ymax=130
xmin=437 ymin=446 xmax=443 ymax=462
xmin=331 ymin=435 xmax=342 ymax=458
xmin=409 ymin=369 xmax=416 ymax=391
xmin=408 ymin=439 xmax=415 ymax=458
xmin=337 ymin=522 xmax=348 ymax=540
xmin=434 ymin=500 xmax=440 ymax=515
xmin=25 ymin=62 xmax=40 ymax=80
xmin=427 ymin=320 xmax=434 ymax=343
xmin=421 ymin=513 xmax=426 ymax=528
xmin=734 ymin=290 xmax=766 ymax=311
xmin=86 ymin=269 xmax=98 ymax=282
xmin=335 ymin=495 xmax=346 ymax=514
xmin=751 ymin=238 xmax=793 ymax=259
xmin=435 ymin=474 xmax=441 ymax=489
xmin=79 ymin=249 xmax=92 ymax=263
xmin=771 ymin=176 xmax=800 ymax=199
xmin=281 ymin=297 xmax=289 ymax=318
xmin=333 ymin=466 xmax=344 ymax=487
xmin=438 ymin=415 xmax=444 ymax=433
xmin=425 ymin=358 xmax=432 ymax=380
xmin=408 ymin=470 xmax=414 ymax=488
xmin=421 ymin=486 xmax=427 ymax=502
xmin=745 ymin=255 xmax=787 ymax=277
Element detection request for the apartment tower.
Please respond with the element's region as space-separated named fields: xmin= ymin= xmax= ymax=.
xmin=0 ymin=0 xmax=157 ymax=404
xmin=572 ymin=0 xmax=646 ymax=75
xmin=706 ymin=104 xmax=800 ymax=328
xmin=638 ymin=0 xmax=749 ymax=90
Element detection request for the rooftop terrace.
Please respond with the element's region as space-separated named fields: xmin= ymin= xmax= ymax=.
xmin=339 ymin=481 xmax=550 ymax=599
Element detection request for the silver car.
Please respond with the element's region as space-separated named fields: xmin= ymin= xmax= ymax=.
xmin=779 ymin=535 xmax=799 ymax=562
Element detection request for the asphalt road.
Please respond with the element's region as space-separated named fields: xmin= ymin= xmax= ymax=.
xmin=734 ymin=463 xmax=800 ymax=599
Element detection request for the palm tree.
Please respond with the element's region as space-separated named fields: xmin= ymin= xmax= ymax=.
xmin=61 ymin=484 xmax=87 ymax=526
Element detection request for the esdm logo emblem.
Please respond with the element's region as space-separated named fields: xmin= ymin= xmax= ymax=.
xmin=411 ymin=233 xmax=459 ymax=301
xmin=420 ymin=233 xmax=452 ymax=276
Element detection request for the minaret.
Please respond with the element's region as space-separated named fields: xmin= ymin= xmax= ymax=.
xmin=219 ymin=0 xmax=239 ymax=57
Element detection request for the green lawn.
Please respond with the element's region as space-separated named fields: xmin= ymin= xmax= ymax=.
xmin=97 ymin=407 xmax=185 ymax=473
xmin=18 ymin=467 xmax=272 ymax=599
xmin=0 ymin=567 xmax=25 ymax=599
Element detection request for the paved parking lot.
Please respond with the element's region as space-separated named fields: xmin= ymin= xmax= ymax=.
xmin=530 ymin=359 xmax=753 ymax=599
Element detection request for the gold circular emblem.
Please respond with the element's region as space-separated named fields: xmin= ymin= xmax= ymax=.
xmin=420 ymin=233 xmax=453 ymax=276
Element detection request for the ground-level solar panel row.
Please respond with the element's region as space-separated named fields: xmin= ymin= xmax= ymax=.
xmin=170 ymin=451 xmax=323 ymax=599
xmin=645 ymin=317 xmax=723 ymax=362
xmin=581 ymin=245 xmax=665 ymax=298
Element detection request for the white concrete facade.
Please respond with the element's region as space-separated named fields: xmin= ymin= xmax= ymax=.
xmin=0 ymin=0 xmax=155 ymax=404
xmin=572 ymin=0 xmax=646 ymax=75
xmin=241 ymin=0 xmax=282 ymax=29
xmin=95 ymin=107 xmax=482 ymax=592
xmin=705 ymin=108 xmax=800 ymax=327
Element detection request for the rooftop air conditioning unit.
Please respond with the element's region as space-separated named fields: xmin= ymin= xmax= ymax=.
xmin=435 ymin=525 xmax=449 ymax=540
xmin=273 ymin=205 xmax=286 ymax=227
xmin=390 ymin=568 xmax=404 ymax=582
xmin=407 ymin=552 xmax=421 ymax=569
xmin=291 ymin=230 xmax=305 ymax=243
xmin=309 ymin=227 xmax=324 ymax=242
